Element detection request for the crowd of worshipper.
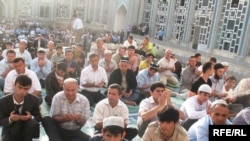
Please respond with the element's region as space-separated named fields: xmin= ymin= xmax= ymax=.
xmin=0 ymin=20 xmax=250 ymax=141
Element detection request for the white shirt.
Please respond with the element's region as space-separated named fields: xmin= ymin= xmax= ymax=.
xmin=92 ymin=98 xmax=129 ymax=125
xmin=137 ymin=96 xmax=157 ymax=126
xmin=4 ymin=68 xmax=42 ymax=94
xmin=123 ymin=40 xmax=138 ymax=49
xmin=79 ymin=65 xmax=108 ymax=92
xmin=73 ymin=18 xmax=83 ymax=30
xmin=14 ymin=49 xmax=32 ymax=67
xmin=222 ymin=84 xmax=234 ymax=100
xmin=233 ymin=78 xmax=250 ymax=97
xmin=180 ymin=95 xmax=211 ymax=120
xmin=157 ymin=58 xmax=176 ymax=76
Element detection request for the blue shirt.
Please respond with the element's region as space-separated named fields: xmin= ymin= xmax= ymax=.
xmin=30 ymin=58 xmax=52 ymax=80
xmin=136 ymin=68 xmax=159 ymax=92
xmin=188 ymin=115 xmax=232 ymax=141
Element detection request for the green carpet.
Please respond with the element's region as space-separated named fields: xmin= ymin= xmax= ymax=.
xmin=0 ymin=89 xmax=185 ymax=141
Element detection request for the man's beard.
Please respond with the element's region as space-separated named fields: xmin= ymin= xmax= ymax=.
xmin=214 ymin=73 xmax=221 ymax=80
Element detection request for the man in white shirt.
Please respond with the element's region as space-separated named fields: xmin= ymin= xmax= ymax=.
xmin=123 ymin=35 xmax=137 ymax=49
xmin=4 ymin=57 xmax=42 ymax=104
xmin=180 ymin=84 xmax=212 ymax=130
xmin=72 ymin=14 xmax=84 ymax=44
xmin=92 ymin=83 xmax=138 ymax=140
xmin=15 ymin=39 xmax=32 ymax=68
xmin=157 ymin=49 xmax=179 ymax=86
xmin=0 ymin=50 xmax=16 ymax=90
xmin=79 ymin=53 xmax=108 ymax=107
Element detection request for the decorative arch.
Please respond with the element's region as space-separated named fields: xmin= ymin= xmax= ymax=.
xmin=0 ymin=0 xmax=7 ymax=17
xmin=114 ymin=4 xmax=127 ymax=32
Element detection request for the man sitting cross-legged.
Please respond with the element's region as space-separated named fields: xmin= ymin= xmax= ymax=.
xmin=92 ymin=83 xmax=138 ymax=141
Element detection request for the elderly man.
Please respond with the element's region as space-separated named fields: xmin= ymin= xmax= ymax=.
xmin=108 ymin=57 xmax=138 ymax=106
xmin=98 ymin=50 xmax=117 ymax=80
xmin=90 ymin=38 xmax=107 ymax=59
xmin=157 ymin=49 xmax=179 ymax=86
xmin=42 ymin=78 xmax=90 ymax=141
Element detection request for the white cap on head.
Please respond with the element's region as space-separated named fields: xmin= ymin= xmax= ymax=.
xmin=103 ymin=116 xmax=124 ymax=128
xmin=221 ymin=62 xmax=229 ymax=67
xmin=37 ymin=48 xmax=46 ymax=53
xmin=198 ymin=84 xmax=212 ymax=94
xmin=20 ymin=39 xmax=27 ymax=44
xmin=104 ymin=49 xmax=112 ymax=55
xmin=211 ymin=99 xmax=228 ymax=107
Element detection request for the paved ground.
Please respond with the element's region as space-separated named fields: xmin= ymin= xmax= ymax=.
xmin=132 ymin=34 xmax=250 ymax=81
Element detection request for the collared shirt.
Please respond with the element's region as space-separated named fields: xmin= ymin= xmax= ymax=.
xmin=92 ymin=98 xmax=129 ymax=125
xmin=51 ymin=53 xmax=65 ymax=65
xmin=14 ymin=49 xmax=32 ymax=67
xmin=137 ymin=96 xmax=157 ymax=126
xmin=4 ymin=68 xmax=41 ymax=94
xmin=73 ymin=18 xmax=83 ymax=30
xmin=210 ymin=76 xmax=225 ymax=101
xmin=0 ymin=58 xmax=11 ymax=78
xmin=30 ymin=58 xmax=52 ymax=80
xmin=136 ymin=68 xmax=159 ymax=92
xmin=180 ymin=95 xmax=211 ymax=120
xmin=138 ymin=60 xmax=150 ymax=71
xmin=233 ymin=78 xmax=250 ymax=97
xmin=79 ymin=65 xmax=108 ymax=92
xmin=98 ymin=58 xmax=117 ymax=79
xmin=157 ymin=58 xmax=175 ymax=76
xmin=142 ymin=121 xmax=189 ymax=141
xmin=188 ymin=115 xmax=231 ymax=141
xmin=50 ymin=91 xmax=90 ymax=130
xmin=123 ymin=40 xmax=138 ymax=49
xmin=13 ymin=95 xmax=24 ymax=114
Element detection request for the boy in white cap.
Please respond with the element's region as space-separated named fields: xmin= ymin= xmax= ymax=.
xmin=89 ymin=116 xmax=128 ymax=141
xmin=180 ymin=84 xmax=212 ymax=130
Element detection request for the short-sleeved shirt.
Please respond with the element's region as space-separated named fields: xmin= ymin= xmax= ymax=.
xmin=157 ymin=58 xmax=176 ymax=76
xmin=190 ymin=77 xmax=212 ymax=94
xmin=4 ymin=68 xmax=41 ymax=94
xmin=92 ymin=98 xmax=129 ymax=125
xmin=50 ymin=91 xmax=90 ymax=130
xmin=136 ymin=68 xmax=159 ymax=92
xmin=137 ymin=97 xmax=157 ymax=126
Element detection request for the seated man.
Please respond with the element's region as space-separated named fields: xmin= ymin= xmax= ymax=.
xmin=79 ymin=53 xmax=107 ymax=107
xmin=42 ymin=78 xmax=90 ymax=141
xmin=0 ymin=75 xmax=42 ymax=141
xmin=226 ymin=77 xmax=250 ymax=108
xmin=30 ymin=48 xmax=52 ymax=88
xmin=157 ymin=49 xmax=179 ymax=86
xmin=136 ymin=63 xmax=159 ymax=102
xmin=232 ymin=107 xmax=250 ymax=125
xmin=137 ymin=82 xmax=185 ymax=137
xmin=62 ymin=49 xmax=78 ymax=79
xmin=44 ymin=62 xmax=68 ymax=106
xmin=92 ymin=83 xmax=138 ymax=140
xmin=98 ymin=50 xmax=117 ymax=80
xmin=4 ymin=57 xmax=42 ymax=103
xmin=89 ymin=116 xmax=128 ymax=141
xmin=108 ymin=57 xmax=138 ymax=105
xmin=142 ymin=106 xmax=189 ymax=141
xmin=0 ymin=49 xmax=16 ymax=90
xmin=188 ymin=99 xmax=231 ymax=141
xmin=138 ymin=53 xmax=154 ymax=71
xmin=180 ymin=84 xmax=212 ymax=130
